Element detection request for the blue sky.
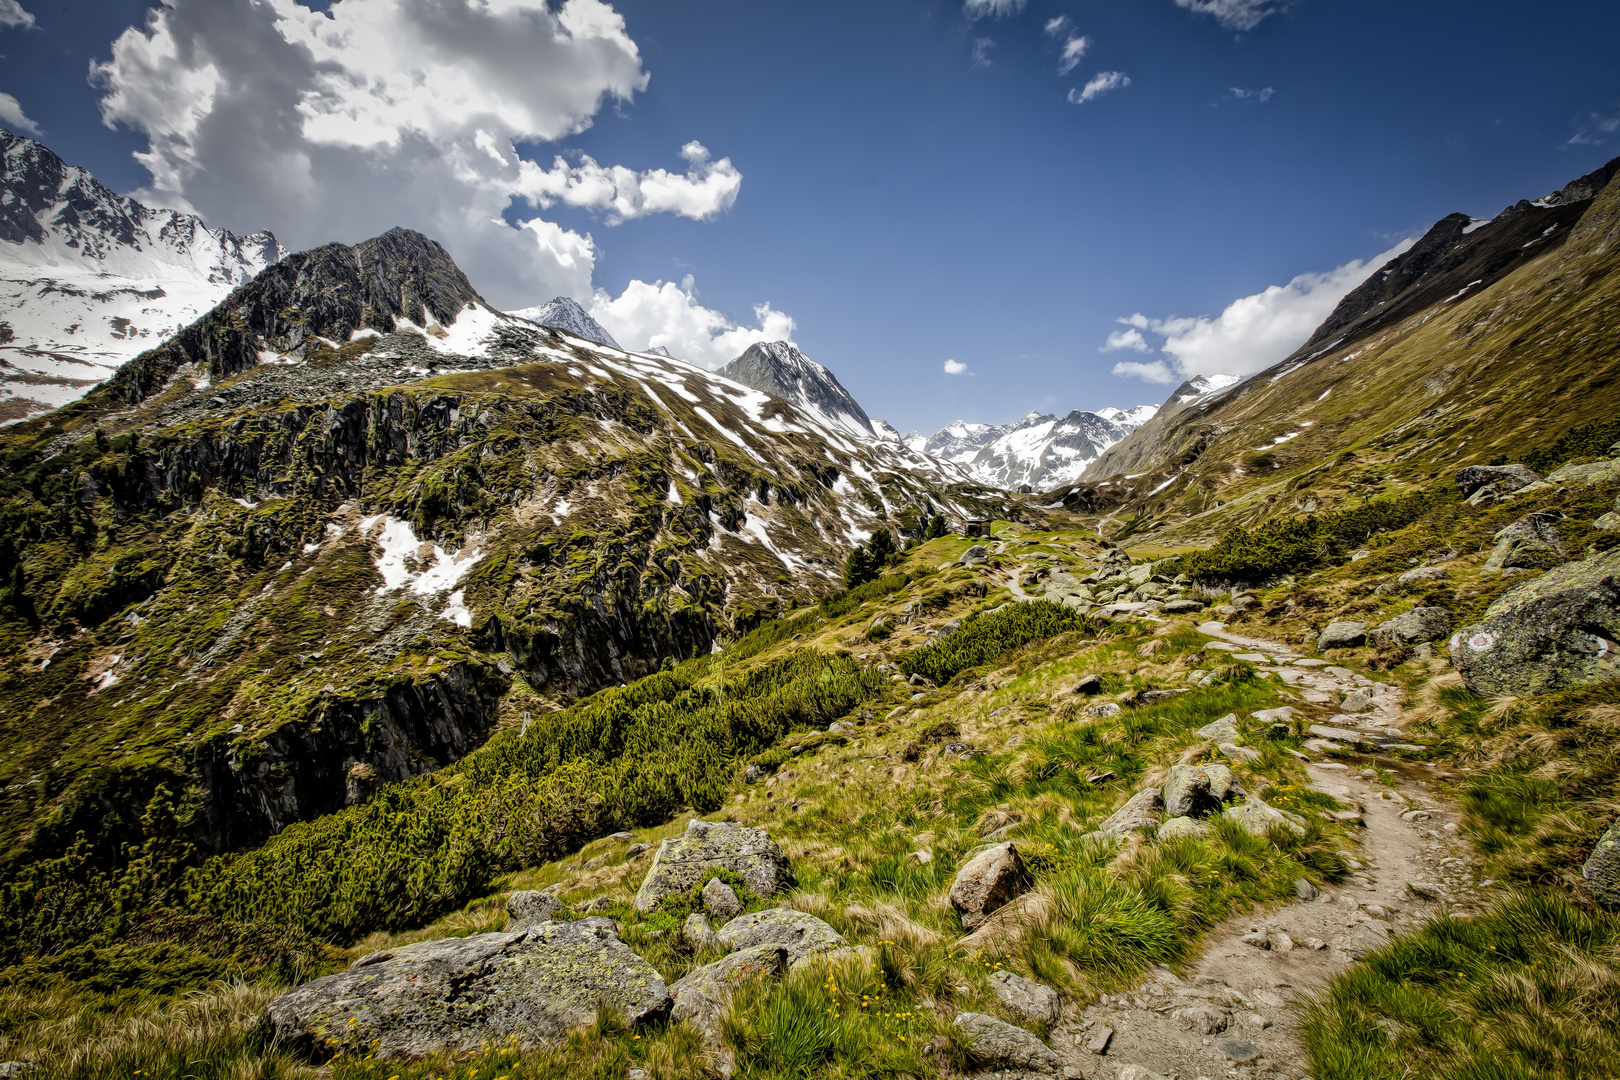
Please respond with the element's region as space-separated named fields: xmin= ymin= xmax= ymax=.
xmin=3 ymin=0 xmax=1619 ymax=433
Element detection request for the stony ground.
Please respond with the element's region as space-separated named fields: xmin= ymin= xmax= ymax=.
xmin=1021 ymin=628 xmax=1486 ymax=1080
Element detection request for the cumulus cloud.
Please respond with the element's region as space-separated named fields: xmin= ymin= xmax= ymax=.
xmin=1057 ymin=35 xmax=1091 ymax=76
xmin=970 ymin=37 xmax=995 ymax=68
xmin=0 ymin=0 xmax=34 ymax=30
xmin=1069 ymin=71 xmax=1130 ymax=104
xmin=89 ymin=0 xmax=747 ymax=311
xmin=1106 ymin=240 xmax=1414 ymax=385
xmin=513 ymin=142 xmax=741 ymax=224
xmin=589 ymin=275 xmax=795 ymax=371
xmin=0 ymin=91 xmax=41 ymax=135
xmin=964 ymin=0 xmax=1026 ymax=20
xmin=943 ymin=358 xmax=969 ymax=375
xmin=1110 ymin=359 xmax=1174 ymax=383
xmin=1173 ymin=0 xmax=1285 ymax=33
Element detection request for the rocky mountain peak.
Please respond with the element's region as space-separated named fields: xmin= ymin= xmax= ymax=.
xmin=508 ymin=295 xmax=621 ymax=350
xmin=717 ymin=341 xmax=874 ymax=437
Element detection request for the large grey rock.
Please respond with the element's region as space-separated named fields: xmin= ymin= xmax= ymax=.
xmin=1548 ymin=459 xmax=1620 ymax=486
xmin=505 ymin=890 xmax=563 ymax=930
xmin=953 ymin=1012 xmax=1062 ymax=1074
xmin=1157 ymin=816 xmax=1214 ymax=841
xmin=1096 ymin=788 xmax=1164 ymax=837
xmin=1583 ymin=821 xmax=1620 ymax=909
xmin=1163 ymin=762 xmax=1240 ymax=817
xmin=1162 ymin=598 xmax=1206 ymax=614
xmin=1224 ymin=799 xmax=1306 ymax=838
xmin=1456 ymin=463 xmax=1542 ymax=497
xmin=1317 ymin=621 xmax=1368 ymax=649
xmin=949 ymin=842 xmax=1032 ymax=931
xmin=1174 ymin=1004 xmax=1229 ymax=1034
xmin=682 ymin=913 xmax=716 ymax=952
xmin=712 ymin=908 xmax=845 ymax=967
xmin=1196 ymin=713 xmax=1241 ymax=742
xmin=1450 ymin=547 xmax=1620 ymax=696
xmin=669 ymin=945 xmax=787 ymax=1040
xmin=263 ymin=919 xmax=670 ymax=1061
xmin=989 ymin=969 xmax=1060 ymax=1026
xmin=1368 ymin=606 xmax=1452 ymax=649
xmin=1483 ymin=513 xmax=1567 ymax=573
xmin=633 ymin=819 xmax=796 ymax=911
xmin=702 ymin=878 xmax=744 ymax=920
xmin=960 ymin=545 xmax=991 ymax=566
xmin=1398 ymin=566 xmax=1451 ymax=584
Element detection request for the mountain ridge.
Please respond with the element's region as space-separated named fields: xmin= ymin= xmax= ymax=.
xmin=508 ymin=296 xmax=621 ymax=350
xmin=717 ymin=340 xmax=875 ymax=439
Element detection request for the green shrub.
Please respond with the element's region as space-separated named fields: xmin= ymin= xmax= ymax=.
xmin=897 ymin=601 xmax=1091 ymax=685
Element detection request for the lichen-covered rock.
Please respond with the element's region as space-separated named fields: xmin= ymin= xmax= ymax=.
xmin=669 ymin=945 xmax=787 ymax=1041
xmin=1368 ymin=606 xmax=1452 ymax=649
xmin=1455 ymin=463 xmax=1542 ymax=497
xmin=1398 ymin=566 xmax=1451 ymax=584
xmin=1163 ymin=762 xmax=1239 ymax=817
xmin=1582 ymin=821 xmax=1620 ymax=909
xmin=1317 ymin=621 xmax=1368 ymax=649
xmin=960 ymin=545 xmax=990 ymax=566
xmin=1483 ymin=513 xmax=1567 ymax=572
xmin=1156 ymin=816 xmax=1213 ymax=841
xmin=953 ymin=1011 xmax=1062 ymax=1074
xmin=504 ymin=890 xmax=563 ymax=930
xmin=1097 ymin=788 xmax=1164 ymax=836
xmin=633 ymin=819 xmax=796 ymax=912
xmin=682 ymin=913 xmax=716 ymax=952
xmin=1450 ymin=547 xmax=1620 ymax=696
xmin=989 ymin=969 xmax=1060 ymax=1026
xmin=1196 ymin=713 xmax=1241 ymax=742
xmin=263 ymin=918 xmax=670 ymax=1061
xmin=702 ymin=877 xmax=744 ymax=920
xmin=1548 ymin=459 xmax=1620 ymax=486
xmin=712 ymin=908 xmax=845 ymax=967
xmin=949 ymin=842 xmax=1032 ymax=931
xmin=1224 ymin=799 xmax=1306 ymax=839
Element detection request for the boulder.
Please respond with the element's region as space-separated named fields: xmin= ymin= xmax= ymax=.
xmin=989 ymin=969 xmax=1061 ymax=1026
xmin=960 ymin=545 xmax=991 ymax=566
xmin=1597 ymin=512 xmax=1620 ymax=532
xmin=702 ymin=878 xmax=744 ymax=920
xmin=1196 ymin=714 xmax=1241 ymax=742
xmin=1174 ymin=1005 xmax=1229 ymax=1035
xmin=263 ymin=918 xmax=670 ymax=1061
xmin=669 ymin=945 xmax=787 ymax=1041
xmin=1163 ymin=762 xmax=1240 ymax=817
xmin=1074 ymin=673 xmax=1103 ymax=695
xmin=1582 ymin=821 xmax=1620 ymax=909
xmin=1450 ymin=547 xmax=1620 ymax=696
xmin=1368 ymin=607 xmax=1452 ymax=649
xmin=1096 ymin=788 xmax=1164 ymax=837
xmin=1455 ymin=463 xmax=1542 ymax=498
xmin=634 ymin=820 xmax=796 ymax=911
xmin=1162 ymin=598 xmax=1206 ymax=614
xmin=712 ymin=908 xmax=846 ymax=968
xmin=1317 ymin=621 xmax=1368 ymax=650
xmin=505 ymin=890 xmax=563 ymax=930
xmin=1220 ymin=743 xmax=1261 ymax=763
xmin=1157 ymin=816 xmax=1214 ymax=841
xmin=682 ymin=913 xmax=716 ymax=952
xmin=1088 ymin=702 xmax=1122 ymax=718
xmin=1117 ymin=1066 xmax=1169 ymax=1080
xmin=1223 ymin=799 xmax=1306 ymax=839
xmin=949 ymin=842 xmax=1032 ymax=931
xmin=1548 ymin=459 xmax=1620 ymax=486
xmin=952 ymin=1012 xmax=1062 ymax=1074
xmin=1398 ymin=566 xmax=1451 ymax=584
xmin=1251 ymin=706 xmax=1297 ymax=724
xmin=1483 ymin=513 xmax=1567 ymax=573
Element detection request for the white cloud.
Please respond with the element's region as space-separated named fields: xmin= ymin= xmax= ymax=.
xmin=89 ymin=0 xmax=745 ymax=311
xmin=1043 ymin=15 xmax=1070 ymax=35
xmin=1173 ymin=0 xmax=1285 ymax=33
xmin=0 ymin=91 xmax=41 ymax=135
xmin=964 ymin=0 xmax=1026 ymax=20
xmin=1069 ymin=71 xmax=1130 ymax=104
xmin=1568 ymin=110 xmax=1620 ymax=147
xmin=943 ymin=358 xmax=969 ymax=375
xmin=0 ymin=0 xmax=34 ymax=30
xmin=1110 ymin=359 xmax=1175 ymax=383
xmin=513 ymin=142 xmax=741 ymax=224
xmin=589 ymin=275 xmax=796 ymax=371
xmin=1101 ymin=327 xmax=1151 ymax=353
xmin=971 ymin=37 xmax=995 ymax=68
xmin=1225 ymin=86 xmax=1275 ymax=103
xmin=1107 ymin=239 xmax=1415 ymax=384
xmin=1057 ymin=36 xmax=1092 ymax=76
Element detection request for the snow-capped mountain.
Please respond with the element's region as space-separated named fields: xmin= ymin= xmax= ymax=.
xmin=717 ymin=341 xmax=875 ymax=439
xmin=1167 ymin=373 xmax=1241 ymax=408
xmin=0 ymin=128 xmax=284 ymax=423
xmin=903 ymin=405 xmax=1159 ymax=491
xmin=507 ymin=295 xmax=620 ymax=350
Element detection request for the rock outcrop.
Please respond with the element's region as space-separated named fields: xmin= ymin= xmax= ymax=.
xmin=1163 ymin=762 xmax=1240 ymax=817
xmin=1455 ymin=464 xmax=1542 ymax=498
xmin=634 ymin=820 xmax=796 ymax=911
xmin=263 ymin=918 xmax=669 ymax=1061
xmin=949 ymin=843 xmax=1032 ymax=931
xmin=711 ymin=908 xmax=846 ymax=968
xmin=989 ymin=970 xmax=1060 ymax=1026
xmin=1483 ymin=513 xmax=1567 ymax=573
xmin=505 ymin=890 xmax=563 ymax=930
xmin=1368 ymin=607 xmax=1452 ymax=649
xmin=1450 ymin=547 xmax=1620 ymax=696
xmin=953 ymin=1011 xmax=1062 ymax=1074
xmin=669 ymin=944 xmax=788 ymax=1040
xmin=1224 ymin=799 xmax=1306 ymax=838
xmin=1095 ymin=788 xmax=1165 ymax=837
xmin=1317 ymin=621 xmax=1368 ymax=649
